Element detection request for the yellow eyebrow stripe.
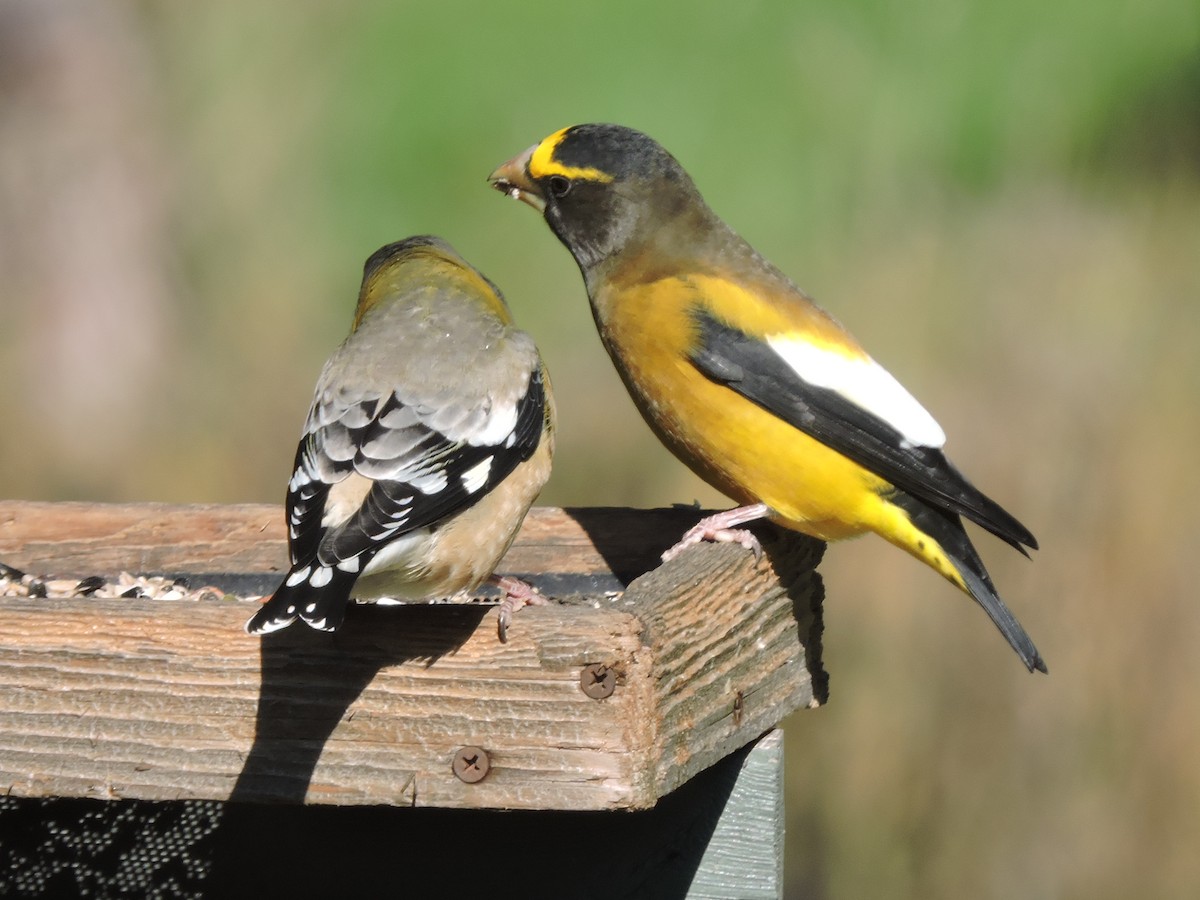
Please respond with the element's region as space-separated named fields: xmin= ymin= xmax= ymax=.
xmin=529 ymin=126 xmax=614 ymax=183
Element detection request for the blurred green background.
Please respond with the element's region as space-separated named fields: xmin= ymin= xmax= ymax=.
xmin=1 ymin=0 xmax=1197 ymax=896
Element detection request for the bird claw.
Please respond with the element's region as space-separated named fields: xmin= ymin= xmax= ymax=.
xmin=493 ymin=575 xmax=548 ymax=642
xmin=716 ymin=527 xmax=764 ymax=560
xmin=660 ymin=503 xmax=770 ymax=563
xmin=661 ymin=525 xmax=762 ymax=563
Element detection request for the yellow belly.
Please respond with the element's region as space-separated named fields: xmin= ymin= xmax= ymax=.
xmin=594 ymin=276 xmax=970 ymax=590
xmin=623 ymin=346 xmax=888 ymax=541
xmin=594 ymin=275 xmax=899 ymax=543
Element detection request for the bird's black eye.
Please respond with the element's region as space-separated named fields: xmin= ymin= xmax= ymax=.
xmin=546 ymin=175 xmax=572 ymax=198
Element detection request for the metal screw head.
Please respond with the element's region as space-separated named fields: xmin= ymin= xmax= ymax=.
xmin=580 ymin=664 xmax=616 ymax=699
xmin=452 ymin=746 xmax=490 ymax=784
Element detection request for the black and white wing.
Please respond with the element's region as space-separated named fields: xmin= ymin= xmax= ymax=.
xmin=687 ymin=307 xmax=1037 ymax=552
xmin=246 ymin=364 xmax=547 ymax=635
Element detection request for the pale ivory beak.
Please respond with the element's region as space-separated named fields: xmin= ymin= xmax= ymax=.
xmin=487 ymin=144 xmax=544 ymax=212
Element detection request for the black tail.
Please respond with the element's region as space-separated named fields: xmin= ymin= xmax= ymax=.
xmin=891 ymin=490 xmax=1047 ymax=673
xmin=244 ymin=565 xmax=357 ymax=635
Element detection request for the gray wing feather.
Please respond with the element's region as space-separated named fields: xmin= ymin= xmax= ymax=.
xmin=285 ymin=289 xmax=544 ymax=573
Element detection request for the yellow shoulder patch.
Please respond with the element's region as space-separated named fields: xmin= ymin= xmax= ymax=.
xmin=529 ymin=126 xmax=615 ymax=183
xmin=683 ymin=273 xmax=867 ymax=359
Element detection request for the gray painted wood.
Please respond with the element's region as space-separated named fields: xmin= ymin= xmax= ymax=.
xmin=688 ymin=729 xmax=784 ymax=899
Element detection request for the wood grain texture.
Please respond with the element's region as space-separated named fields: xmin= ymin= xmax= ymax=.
xmin=0 ymin=501 xmax=724 ymax=583
xmin=0 ymin=501 xmax=826 ymax=811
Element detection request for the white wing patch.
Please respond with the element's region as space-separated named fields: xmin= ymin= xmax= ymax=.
xmin=767 ymin=336 xmax=946 ymax=449
xmin=467 ymin=401 xmax=518 ymax=446
xmin=460 ymin=456 xmax=494 ymax=494
xmin=251 ymin=615 xmax=296 ymax=635
xmin=285 ymin=566 xmax=311 ymax=587
xmin=409 ymin=470 xmax=449 ymax=494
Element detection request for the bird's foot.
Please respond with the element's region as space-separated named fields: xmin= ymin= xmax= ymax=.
xmin=661 ymin=503 xmax=771 ymax=563
xmin=492 ymin=575 xmax=548 ymax=642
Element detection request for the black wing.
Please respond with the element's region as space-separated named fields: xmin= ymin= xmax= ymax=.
xmin=318 ymin=367 xmax=547 ymax=566
xmin=688 ymin=309 xmax=1036 ymax=552
xmin=247 ymin=367 xmax=546 ymax=635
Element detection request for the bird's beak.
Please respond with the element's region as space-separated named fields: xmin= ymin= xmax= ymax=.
xmin=488 ymin=145 xmax=544 ymax=213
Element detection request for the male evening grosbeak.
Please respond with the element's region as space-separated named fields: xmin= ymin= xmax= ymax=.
xmin=246 ymin=236 xmax=555 ymax=639
xmin=489 ymin=124 xmax=1044 ymax=673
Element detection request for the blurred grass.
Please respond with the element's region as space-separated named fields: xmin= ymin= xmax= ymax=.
xmin=1 ymin=0 xmax=1198 ymax=897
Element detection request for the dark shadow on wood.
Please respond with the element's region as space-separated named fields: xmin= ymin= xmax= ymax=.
xmin=228 ymin=602 xmax=486 ymax=805
xmin=209 ymin=738 xmax=752 ymax=899
xmin=563 ymin=506 xmax=711 ymax=586
xmin=0 ymin=740 xmax=753 ymax=898
xmin=758 ymin=528 xmax=831 ymax=706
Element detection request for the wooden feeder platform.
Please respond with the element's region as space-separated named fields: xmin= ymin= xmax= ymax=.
xmin=0 ymin=500 xmax=827 ymax=897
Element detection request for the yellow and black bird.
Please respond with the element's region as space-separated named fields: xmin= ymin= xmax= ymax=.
xmin=246 ymin=236 xmax=554 ymax=638
xmin=489 ymin=124 xmax=1044 ymax=673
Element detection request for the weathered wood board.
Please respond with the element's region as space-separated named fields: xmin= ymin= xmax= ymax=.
xmin=0 ymin=501 xmax=826 ymax=811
